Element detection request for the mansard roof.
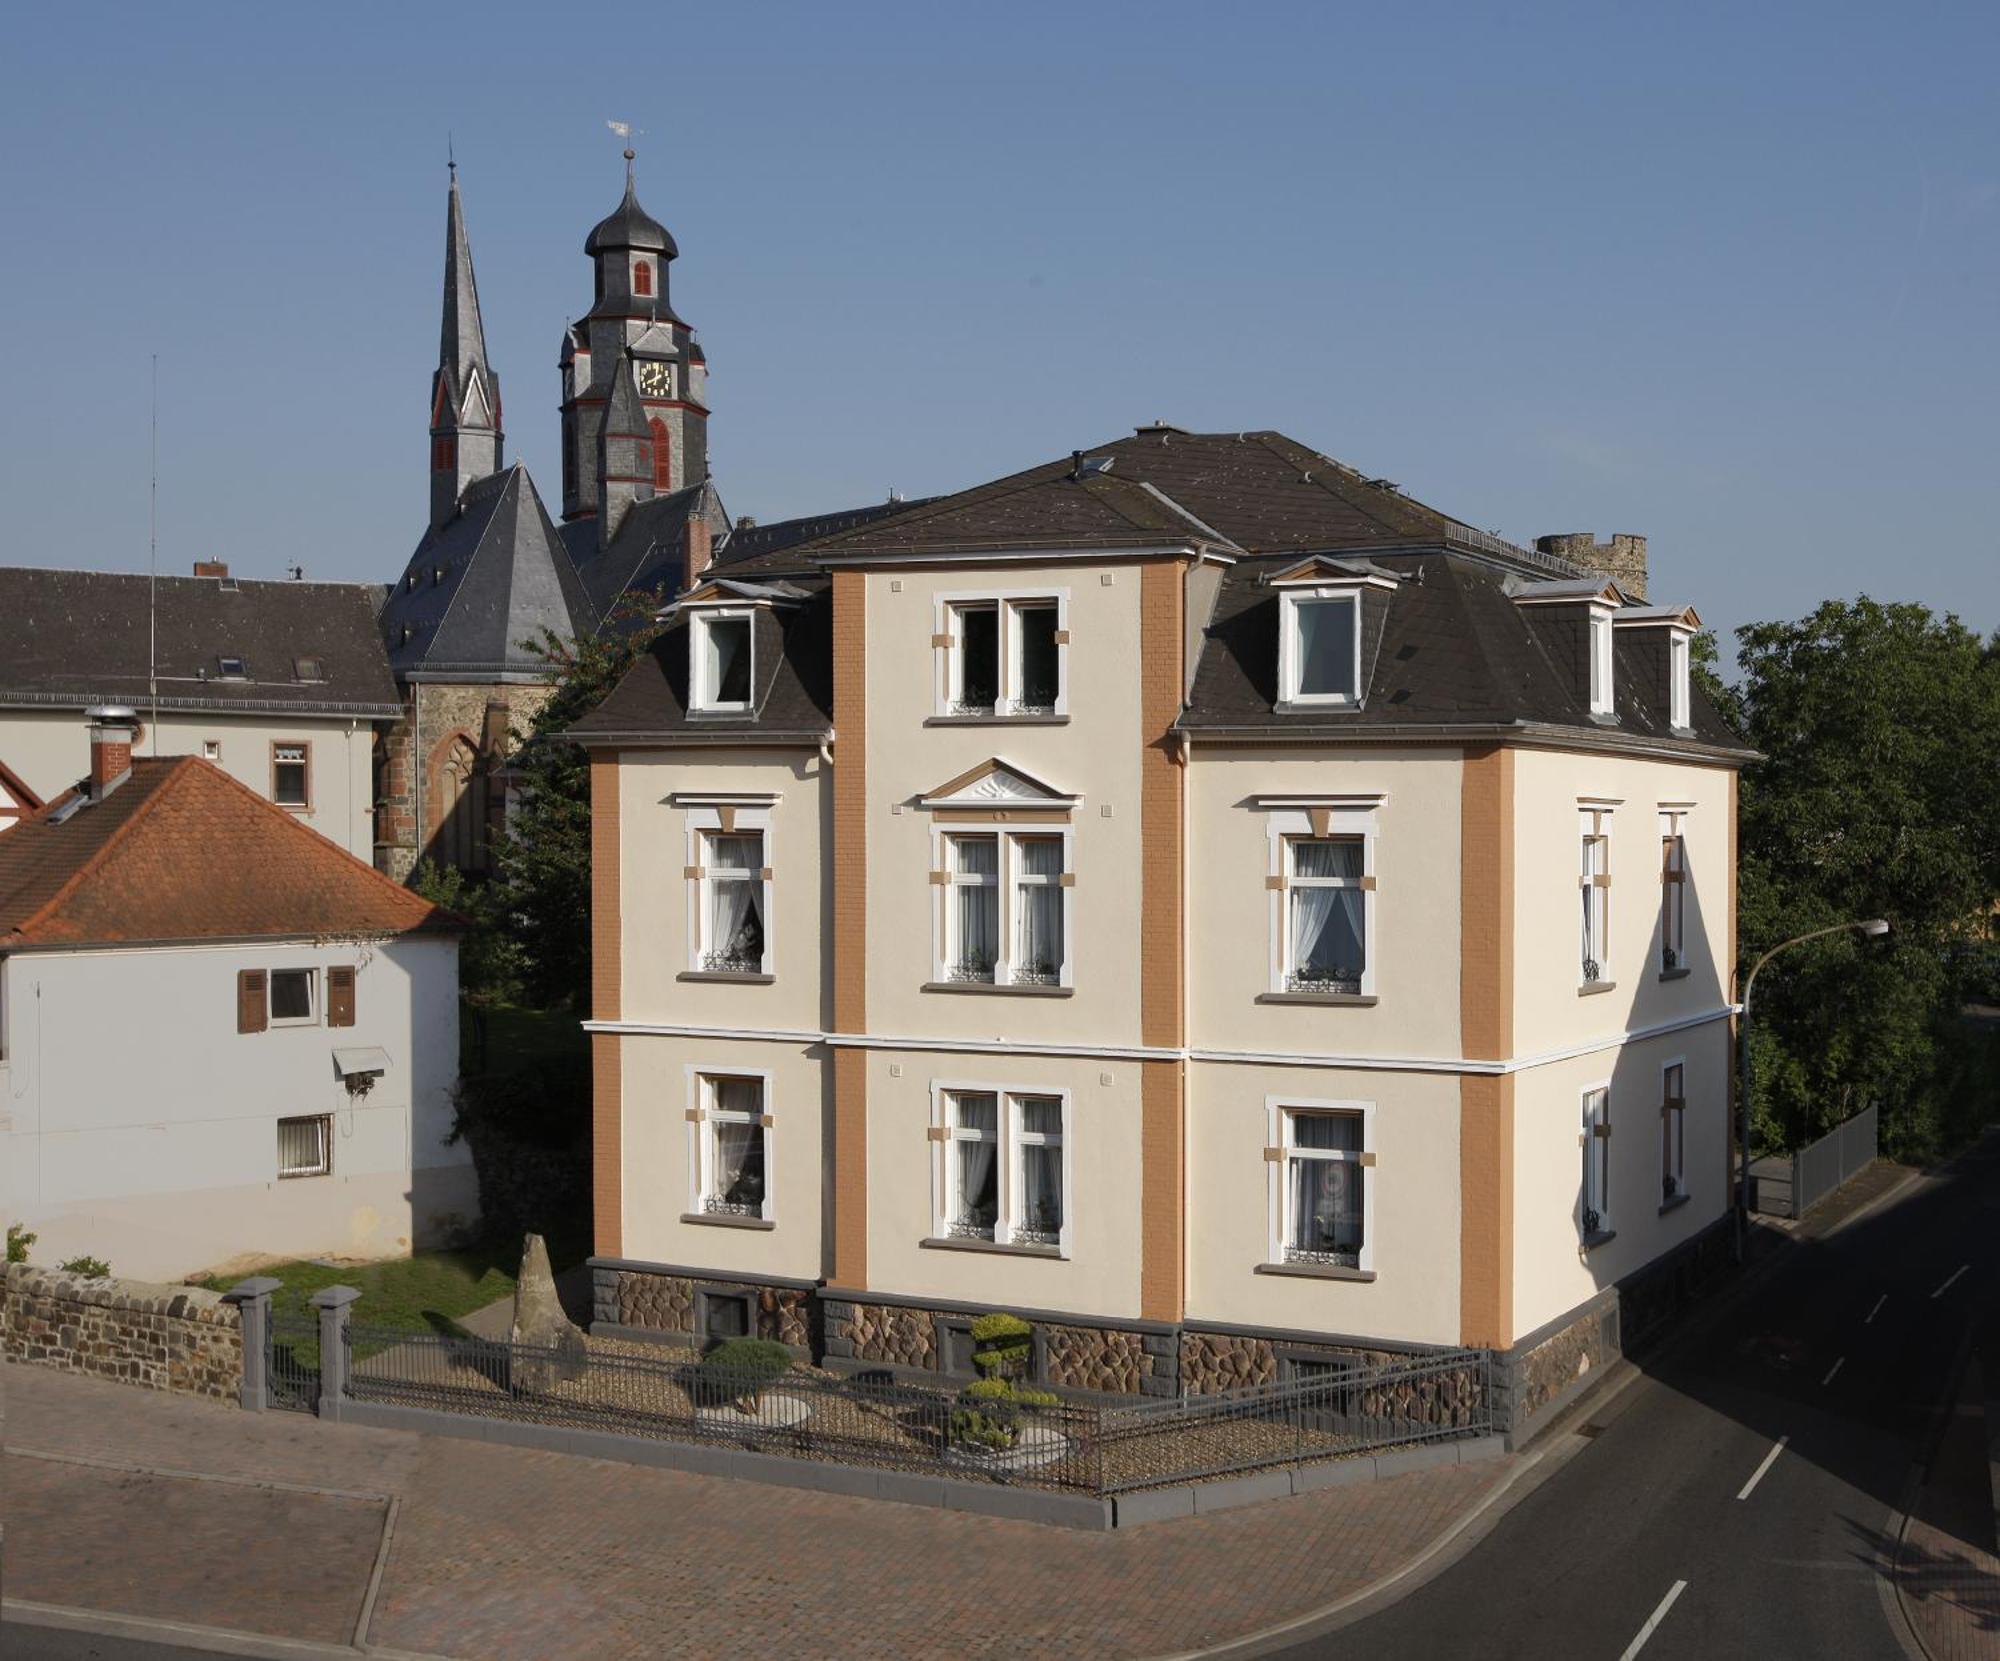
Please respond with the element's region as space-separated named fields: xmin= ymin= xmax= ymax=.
xmin=381 ymin=464 xmax=596 ymax=682
xmin=0 ymin=567 xmax=400 ymax=719
xmin=0 ymin=757 xmax=455 ymax=952
xmin=574 ymin=427 xmax=1751 ymax=760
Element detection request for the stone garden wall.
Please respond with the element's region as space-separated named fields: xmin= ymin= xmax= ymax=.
xmin=598 ymin=1265 xmax=811 ymax=1350
xmin=2 ymin=1262 xmax=243 ymax=1402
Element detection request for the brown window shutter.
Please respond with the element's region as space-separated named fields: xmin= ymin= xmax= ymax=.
xmin=327 ymin=966 xmax=356 ymax=1029
xmin=238 ymin=969 xmax=268 ymax=1034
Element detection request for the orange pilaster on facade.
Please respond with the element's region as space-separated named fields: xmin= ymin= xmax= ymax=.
xmin=1457 ymin=743 xmax=1516 ymax=1349
xmin=829 ymin=568 xmax=870 ymax=1289
xmin=1138 ymin=559 xmax=1188 ymax=1323
xmin=590 ymin=752 xmax=623 ymax=1259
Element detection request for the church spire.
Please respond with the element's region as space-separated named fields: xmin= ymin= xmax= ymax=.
xmin=430 ymin=160 xmax=504 ymax=532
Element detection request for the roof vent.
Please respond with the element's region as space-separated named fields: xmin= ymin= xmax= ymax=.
xmin=1365 ymin=478 xmax=1400 ymax=493
xmin=735 ymin=515 xmax=757 ymax=530
xmin=1135 ymin=420 xmax=1187 ymax=437
xmin=1069 ymin=451 xmax=1116 ymax=480
xmin=217 ymin=575 xmax=239 ymax=593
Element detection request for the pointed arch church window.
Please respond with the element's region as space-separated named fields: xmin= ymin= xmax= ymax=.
xmin=650 ymin=419 xmax=673 ymax=492
xmin=634 ymin=261 xmax=653 ymax=297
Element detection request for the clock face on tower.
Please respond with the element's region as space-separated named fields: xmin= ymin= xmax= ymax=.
xmin=635 ymin=360 xmax=674 ymax=398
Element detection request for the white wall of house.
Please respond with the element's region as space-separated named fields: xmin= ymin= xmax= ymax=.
xmin=0 ymin=707 xmax=378 ymax=863
xmin=0 ymin=935 xmax=471 ymax=1281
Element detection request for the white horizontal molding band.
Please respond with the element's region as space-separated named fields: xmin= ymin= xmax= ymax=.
xmin=584 ymin=1004 xmax=1738 ymax=1073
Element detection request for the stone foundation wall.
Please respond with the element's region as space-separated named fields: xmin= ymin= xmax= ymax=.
xmin=600 ymin=1267 xmax=810 ymax=1349
xmin=1179 ymin=1329 xmax=1483 ymax=1427
xmin=1510 ymin=1296 xmax=1618 ymax=1431
xmin=1 ymin=1262 xmax=243 ymax=1402
xmin=1043 ymin=1323 xmax=1176 ymax=1397
xmin=822 ymin=1298 xmax=936 ymax=1370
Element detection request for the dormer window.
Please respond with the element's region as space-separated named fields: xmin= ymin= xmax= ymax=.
xmin=1589 ymin=608 xmax=1615 ymax=717
xmin=1669 ymin=632 xmax=1691 ymax=730
xmin=691 ymin=612 xmax=753 ymax=712
xmin=1280 ymin=593 xmax=1360 ymax=706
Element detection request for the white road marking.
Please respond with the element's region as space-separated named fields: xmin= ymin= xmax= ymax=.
xmin=1930 ymin=1264 xmax=1970 ymax=1300
xmin=1617 ymin=1579 xmax=1689 ymax=1660
xmin=1821 ymin=1357 xmax=1845 ymax=1387
xmin=1864 ymin=1293 xmax=1887 ymax=1324
xmin=1738 ymin=1435 xmax=1790 ymax=1500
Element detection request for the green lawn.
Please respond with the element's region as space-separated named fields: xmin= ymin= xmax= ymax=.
xmin=202 ymin=1245 xmax=517 ymax=1337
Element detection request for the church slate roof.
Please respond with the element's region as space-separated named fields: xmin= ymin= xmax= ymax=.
xmin=381 ymin=464 xmax=596 ymax=682
xmin=0 ymin=567 xmax=400 ymax=718
xmin=560 ymin=484 xmax=718 ymax=628
xmin=573 ymin=428 xmax=1751 ymax=762
xmin=584 ymin=174 xmax=676 ymax=258
xmin=0 ymin=756 xmax=456 ymax=952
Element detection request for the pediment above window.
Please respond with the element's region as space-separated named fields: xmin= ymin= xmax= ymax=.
xmin=1264 ymin=554 xmax=1399 ymax=592
xmin=918 ymin=758 xmax=1080 ymax=814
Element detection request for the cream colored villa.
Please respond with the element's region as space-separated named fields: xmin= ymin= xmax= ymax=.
xmin=573 ymin=427 xmax=1752 ymax=1436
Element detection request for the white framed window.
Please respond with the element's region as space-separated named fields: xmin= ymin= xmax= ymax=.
xmin=1659 ymin=810 xmax=1688 ymax=973
xmin=1580 ymin=808 xmax=1611 ymax=985
xmin=689 ymin=1071 xmax=770 ymax=1220
xmin=1279 ymin=592 xmax=1361 ymax=706
xmin=678 ymin=797 xmax=778 ymax=978
xmin=1588 ymin=607 xmax=1616 ymax=716
xmin=690 ymin=610 xmax=753 ymax=712
xmin=277 ymin=1114 xmax=331 ymax=1179
xmin=932 ymin=1085 xmax=1071 ymax=1252
xmin=1265 ymin=1098 xmax=1374 ymax=1272
xmin=1581 ymin=1085 xmax=1611 ymax=1236
xmin=1660 ymin=1060 xmax=1686 ymax=1204
xmin=1259 ymin=796 xmax=1380 ymax=999
xmin=936 ymin=828 xmax=1071 ymax=987
xmin=272 ymin=742 xmax=310 ymax=809
xmin=268 ymin=967 xmax=317 ymax=1026
xmin=935 ymin=591 xmax=1068 ymax=718
xmin=1669 ymin=631 xmax=1691 ymax=730
xmin=698 ymin=830 xmax=767 ymax=974
xmin=201 ymin=739 xmax=222 ymax=761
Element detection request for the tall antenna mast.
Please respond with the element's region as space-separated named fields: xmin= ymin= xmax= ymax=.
xmin=149 ymin=353 xmax=159 ymax=754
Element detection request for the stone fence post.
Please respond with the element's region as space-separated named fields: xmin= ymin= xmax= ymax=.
xmin=310 ymin=1285 xmax=362 ymax=1422
xmin=222 ymin=1277 xmax=283 ymax=1412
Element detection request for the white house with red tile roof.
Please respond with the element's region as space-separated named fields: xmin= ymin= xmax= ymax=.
xmin=0 ymin=711 xmax=474 ymax=1280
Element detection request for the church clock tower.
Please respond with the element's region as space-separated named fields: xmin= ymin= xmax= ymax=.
xmin=558 ymin=150 xmax=709 ymax=546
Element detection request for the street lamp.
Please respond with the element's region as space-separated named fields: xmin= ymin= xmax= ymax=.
xmin=1735 ymin=916 xmax=1891 ymax=1258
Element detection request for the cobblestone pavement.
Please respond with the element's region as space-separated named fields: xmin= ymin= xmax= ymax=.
xmin=0 ymin=1361 xmax=1509 ymax=1660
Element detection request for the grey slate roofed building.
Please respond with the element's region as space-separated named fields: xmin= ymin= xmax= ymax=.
xmin=381 ymin=464 xmax=596 ymax=683
xmin=572 ymin=428 xmax=1751 ymax=761
xmin=0 ymin=567 xmax=401 ymax=717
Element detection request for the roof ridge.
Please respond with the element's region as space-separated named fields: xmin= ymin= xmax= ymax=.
xmin=6 ymin=758 xmax=197 ymax=941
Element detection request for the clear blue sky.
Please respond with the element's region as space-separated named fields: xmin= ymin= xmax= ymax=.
xmin=3 ymin=1 xmax=1995 ymax=662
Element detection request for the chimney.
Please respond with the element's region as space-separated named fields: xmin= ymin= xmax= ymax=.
xmin=686 ymin=514 xmax=712 ymax=584
xmin=193 ymin=560 xmax=229 ymax=579
xmin=85 ymin=706 xmax=140 ymax=799
xmin=1534 ymin=533 xmax=1647 ymax=602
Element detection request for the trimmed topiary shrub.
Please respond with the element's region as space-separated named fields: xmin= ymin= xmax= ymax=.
xmin=692 ymin=1336 xmax=794 ymax=1412
xmin=969 ymin=1310 xmax=1033 ymax=1381
xmin=951 ymin=1312 xmax=1055 ymax=1451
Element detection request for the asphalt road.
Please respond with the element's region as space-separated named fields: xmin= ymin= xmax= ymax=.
xmin=1277 ymin=1144 xmax=2000 ymax=1661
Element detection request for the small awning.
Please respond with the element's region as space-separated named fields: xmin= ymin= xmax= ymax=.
xmin=332 ymin=1046 xmax=392 ymax=1079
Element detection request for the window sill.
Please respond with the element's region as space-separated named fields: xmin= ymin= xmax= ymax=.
xmin=1577 ymin=979 xmax=1619 ymax=997
xmin=677 ymin=971 xmax=776 ymax=985
xmin=1257 ymin=992 xmax=1378 ymax=1007
xmin=924 ymin=713 xmax=1070 ymax=728
xmin=921 ymin=981 xmax=1074 ymax=998
xmin=1271 ymin=699 xmax=1361 ymax=716
xmin=1581 ymin=1228 xmax=1618 ymax=1252
xmin=1254 ymin=1261 xmax=1377 ymax=1283
xmin=919 ymin=1235 xmax=1064 ymax=1260
xmin=1658 ymin=1191 xmax=1691 ymax=1216
xmin=679 ymin=1211 xmax=776 ymax=1231
xmin=1656 ymin=966 xmax=1691 ymax=983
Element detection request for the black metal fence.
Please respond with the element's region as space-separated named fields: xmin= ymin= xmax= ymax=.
xmin=267 ymin=1314 xmax=322 ymax=1414
xmin=340 ymin=1324 xmax=1492 ymax=1496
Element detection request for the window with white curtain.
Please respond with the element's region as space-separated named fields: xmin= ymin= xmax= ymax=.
xmin=700 ymin=830 xmax=766 ymax=974
xmin=940 ymin=593 xmax=1068 ymax=717
xmin=1582 ymin=1085 xmax=1611 ymax=1236
xmin=698 ymin=1074 xmax=768 ymax=1219
xmin=1580 ymin=813 xmax=1610 ymax=984
xmin=1274 ymin=1107 xmax=1369 ymax=1269
xmin=1284 ymin=837 xmax=1367 ymax=993
xmin=1660 ymin=1062 xmax=1686 ymax=1203
xmin=940 ymin=830 xmax=1069 ymax=987
xmin=938 ymin=1088 xmax=1069 ymax=1250
xmin=1659 ymin=812 xmax=1687 ymax=973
